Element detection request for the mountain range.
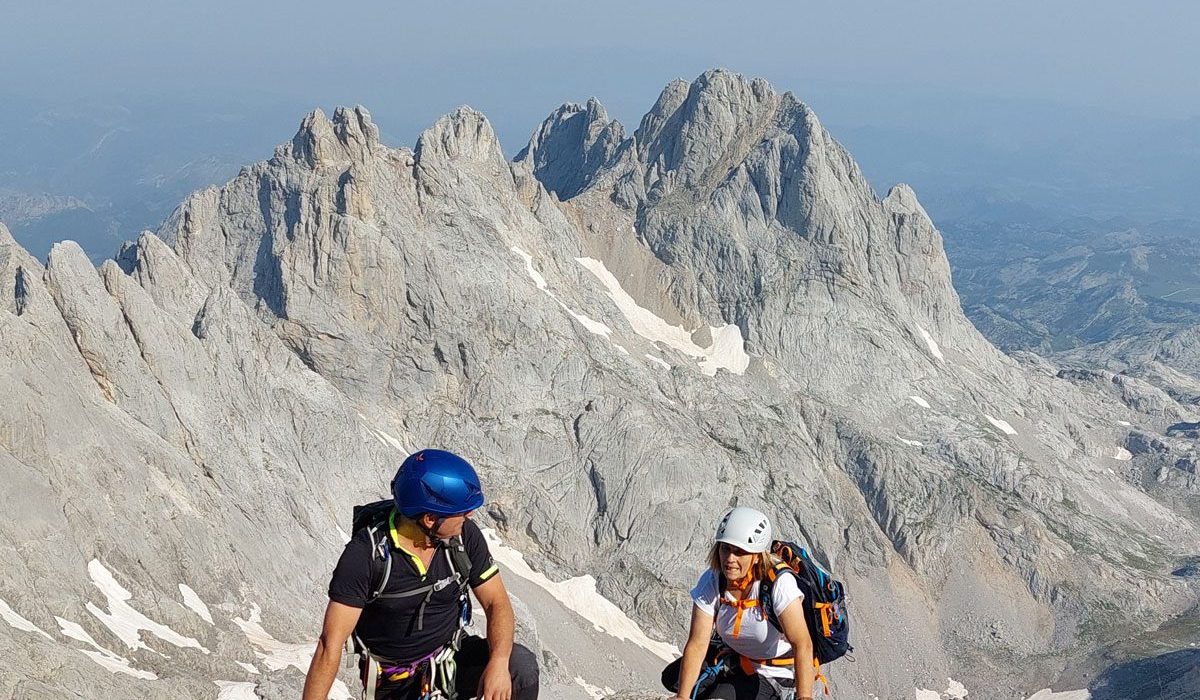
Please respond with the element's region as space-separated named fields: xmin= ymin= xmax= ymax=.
xmin=1 ymin=70 xmax=1197 ymax=699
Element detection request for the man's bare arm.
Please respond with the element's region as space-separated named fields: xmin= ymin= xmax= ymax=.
xmin=472 ymin=574 xmax=516 ymax=700
xmin=472 ymin=574 xmax=515 ymax=661
xmin=302 ymin=601 xmax=362 ymax=700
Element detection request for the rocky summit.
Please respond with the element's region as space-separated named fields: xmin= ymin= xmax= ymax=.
xmin=1 ymin=70 xmax=1197 ymax=700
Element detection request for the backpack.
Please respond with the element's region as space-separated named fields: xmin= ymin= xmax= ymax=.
xmin=759 ymin=539 xmax=852 ymax=665
xmin=343 ymin=504 xmax=472 ymax=700
xmin=350 ymin=500 xmax=474 ymax=614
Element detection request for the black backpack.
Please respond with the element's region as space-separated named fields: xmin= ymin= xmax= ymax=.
xmin=350 ymin=500 xmax=474 ymax=630
xmin=759 ymin=539 xmax=853 ymax=665
xmin=348 ymin=501 xmax=478 ymax=699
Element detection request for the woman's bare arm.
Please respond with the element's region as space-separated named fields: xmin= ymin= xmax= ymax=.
xmin=673 ymin=605 xmax=716 ymax=700
xmin=776 ymin=600 xmax=815 ymax=699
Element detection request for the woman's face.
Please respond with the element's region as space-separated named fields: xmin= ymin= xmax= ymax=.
xmin=719 ymin=542 xmax=755 ymax=580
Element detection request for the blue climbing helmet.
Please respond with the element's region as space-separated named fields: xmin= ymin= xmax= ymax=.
xmin=392 ymin=449 xmax=485 ymax=517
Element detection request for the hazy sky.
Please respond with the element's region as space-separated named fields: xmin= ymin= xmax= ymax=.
xmin=2 ymin=0 xmax=1198 ymax=256
xmin=4 ymin=0 xmax=1198 ymax=143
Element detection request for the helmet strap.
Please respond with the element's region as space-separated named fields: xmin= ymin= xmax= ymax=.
xmin=728 ymin=570 xmax=755 ymax=593
xmin=416 ymin=515 xmax=447 ymax=545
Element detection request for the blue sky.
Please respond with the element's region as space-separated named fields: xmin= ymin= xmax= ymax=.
xmin=4 ymin=0 xmax=1197 ymax=133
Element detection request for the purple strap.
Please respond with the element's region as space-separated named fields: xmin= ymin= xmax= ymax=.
xmin=380 ymin=645 xmax=443 ymax=679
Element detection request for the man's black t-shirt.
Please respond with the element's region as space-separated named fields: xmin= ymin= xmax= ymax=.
xmin=329 ymin=516 xmax=499 ymax=662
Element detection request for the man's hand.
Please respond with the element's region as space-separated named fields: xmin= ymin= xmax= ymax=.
xmin=476 ymin=657 xmax=513 ymax=700
xmin=472 ymin=573 xmax=517 ymax=700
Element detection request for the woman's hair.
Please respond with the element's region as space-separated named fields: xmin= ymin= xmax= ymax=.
xmin=707 ymin=542 xmax=778 ymax=587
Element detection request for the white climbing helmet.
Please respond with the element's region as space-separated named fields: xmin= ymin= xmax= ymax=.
xmin=714 ymin=506 xmax=772 ymax=554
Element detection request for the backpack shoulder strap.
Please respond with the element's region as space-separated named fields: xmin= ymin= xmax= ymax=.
xmin=365 ymin=523 xmax=393 ymax=604
xmin=760 ymin=561 xmax=794 ymax=632
xmin=443 ymin=535 xmax=473 ymax=588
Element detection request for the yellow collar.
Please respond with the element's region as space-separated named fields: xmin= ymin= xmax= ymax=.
xmin=388 ymin=510 xmax=433 ymax=577
xmin=387 ymin=510 xmax=430 ymax=549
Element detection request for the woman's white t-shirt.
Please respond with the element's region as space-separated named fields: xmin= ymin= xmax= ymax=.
xmin=691 ymin=569 xmax=804 ymax=679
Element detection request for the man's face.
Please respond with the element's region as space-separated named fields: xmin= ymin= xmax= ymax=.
xmin=424 ymin=511 xmax=473 ymax=539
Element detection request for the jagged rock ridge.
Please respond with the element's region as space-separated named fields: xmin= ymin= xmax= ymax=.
xmin=1 ymin=70 xmax=1198 ymax=699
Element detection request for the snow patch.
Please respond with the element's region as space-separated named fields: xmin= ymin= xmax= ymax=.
xmin=236 ymin=661 xmax=260 ymax=675
xmin=358 ymin=414 xmax=408 ymax=453
xmin=574 ymin=676 xmax=615 ymax=699
xmin=566 ymin=309 xmax=613 ymax=337
xmin=80 ymin=649 xmax=158 ymax=680
xmin=917 ymin=326 xmax=945 ymax=362
xmin=897 ymin=437 xmax=924 ymax=447
xmin=0 ymin=597 xmax=53 ymax=640
xmin=698 ymin=324 xmax=751 ymax=376
xmin=215 ymin=681 xmax=259 ymax=700
xmin=909 ymin=395 xmax=931 ymax=409
xmin=231 ymin=604 xmax=310 ymax=671
xmin=946 ymin=678 xmax=969 ymax=699
xmin=915 ymin=678 xmax=971 ymax=699
xmin=1117 ymin=420 xmax=1132 ymax=427
xmin=373 ymin=428 xmax=406 ymax=452
xmin=511 ymin=247 xmax=613 ymax=339
xmin=87 ymin=559 xmax=209 ymax=654
xmin=984 ymin=415 xmax=1018 ymax=436
xmin=481 ymin=528 xmax=679 ymax=661
xmin=56 ymin=616 xmax=158 ymax=680
xmin=645 ymin=354 xmax=672 ymax=370
xmin=1025 ymin=690 xmax=1090 ymax=700
xmin=233 ymin=604 xmax=352 ymax=700
xmin=511 ymin=246 xmax=548 ymax=290
xmin=614 ymin=344 xmax=629 ymax=355
xmin=56 ymin=616 xmax=104 ymax=648
xmin=1113 ymin=447 xmax=1133 ymax=461
xmin=576 ymin=257 xmax=748 ymax=376
xmin=179 ymin=584 xmax=214 ymax=625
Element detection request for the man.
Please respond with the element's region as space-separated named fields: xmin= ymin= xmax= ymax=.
xmin=302 ymin=449 xmax=539 ymax=700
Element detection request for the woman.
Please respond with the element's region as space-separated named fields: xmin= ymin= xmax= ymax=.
xmin=662 ymin=507 xmax=816 ymax=700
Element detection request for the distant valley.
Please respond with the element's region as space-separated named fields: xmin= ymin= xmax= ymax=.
xmin=944 ymin=217 xmax=1200 ymax=353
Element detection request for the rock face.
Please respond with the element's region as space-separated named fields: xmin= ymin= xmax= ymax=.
xmin=514 ymin=98 xmax=625 ymax=201
xmin=2 ymin=71 xmax=1199 ymax=700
